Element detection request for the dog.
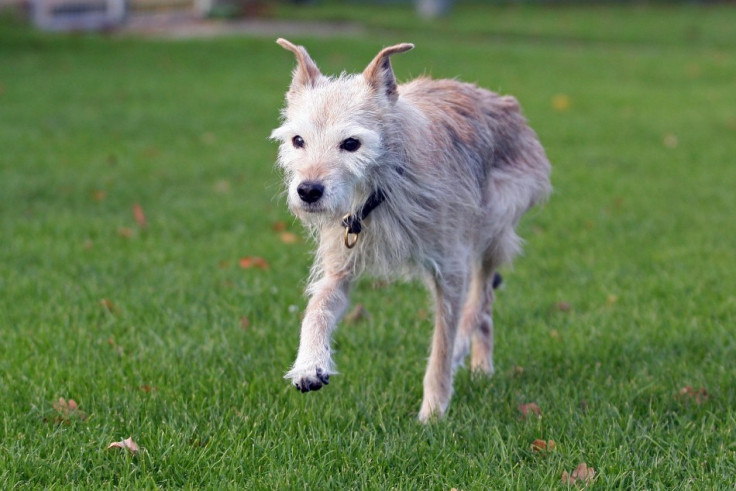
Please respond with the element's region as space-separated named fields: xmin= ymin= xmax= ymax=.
xmin=270 ymin=39 xmax=551 ymax=422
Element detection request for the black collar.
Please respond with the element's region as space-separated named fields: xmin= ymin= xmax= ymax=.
xmin=341 ymin=189 xmax=386 ymax=248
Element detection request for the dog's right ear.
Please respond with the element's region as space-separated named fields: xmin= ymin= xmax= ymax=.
xmin=276 ymin=38 xmax=322 ymax=93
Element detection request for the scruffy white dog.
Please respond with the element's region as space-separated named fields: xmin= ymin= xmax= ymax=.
xmin=271 ymin=39 xmax=551 ymax=422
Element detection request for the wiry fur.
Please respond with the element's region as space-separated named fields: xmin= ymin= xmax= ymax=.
xmin=271 ymin=39 xmax=551 ymax=422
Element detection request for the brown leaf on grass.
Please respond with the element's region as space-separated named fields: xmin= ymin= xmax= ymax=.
xmin=531 ymin=439 xmax=556 ymax=453
xmin=214 ymin=179 xmax=231 ymax=193
xmin=555 ymin=302 xmax=572 ymax=312
xmin=552 ymin=94 xmax=571 ymax=112
xmin=240 ymin=316 xmax=251 ymax=330
xmin=679 ymin=386 xmax=708 ymax=405
xmin=133 ymin=203 xmax=147 ymax=228
xmin=519 ymin=402 xmax=542 ymax=420
xmin=51 ymin=397 xmax=87 ymax=423
xmin=271 ymin=221 xmax=288 ymax=232
xmin=100 ymin=298 xmax=118 ymax=314
xmin=239 ymin=256 xmax=269 ymax=270
xmin=663 ymin=133 xmax=679 ymax=149
xmin=344 ymin=303 xmax=369 ymax=324
xmin=106 ymin=436 xmax=140 ymax=454
xmin=279 ymin=232 xmax=300 ymax=244
xmin=561 ymin=462 xmax=596 ymax=485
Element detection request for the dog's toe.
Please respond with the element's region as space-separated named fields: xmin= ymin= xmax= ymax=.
xmin=294 ymin=368 xmax=329 ymax=393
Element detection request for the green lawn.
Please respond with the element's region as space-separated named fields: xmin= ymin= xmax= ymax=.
xmin=1 ymin=4 xmax=735 ymax=487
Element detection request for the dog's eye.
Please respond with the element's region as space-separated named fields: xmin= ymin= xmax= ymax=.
xmin=340 ymin=138 xmax=361 ymax=152
xmin=292 ymin=135 xmax=305 ymax=149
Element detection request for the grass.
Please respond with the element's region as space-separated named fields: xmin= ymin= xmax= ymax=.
xmin=1 ymin=3 xmax=735 ymax=488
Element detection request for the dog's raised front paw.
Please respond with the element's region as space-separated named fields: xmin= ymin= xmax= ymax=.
xmin=288 ymin=367 xmax=331 ymax=393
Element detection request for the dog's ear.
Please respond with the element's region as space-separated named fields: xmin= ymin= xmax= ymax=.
xmin=276 ymin=38 xmax=322 ymax=92
xmin=363 ymin=43 xmax=414 ymax=102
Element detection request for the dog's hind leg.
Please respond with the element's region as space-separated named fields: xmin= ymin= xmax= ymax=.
xmin=419 ymin=266 xmax=468 ymax=422
xmin=470 ymin=267 xmax=499 ymax=375
xmin=452 ymin=260 xmax=484 ymax=372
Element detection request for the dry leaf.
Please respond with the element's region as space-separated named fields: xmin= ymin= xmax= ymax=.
xmin=100 ymin=298 xmax=118 ymax=314
xmin=271 ymin=221 xmax=287 ymax=232
xmin=562 ymin=462 xmax=595 ymax=485
xmin=555 ymin=302 xmax=572 ymax=312
xmin=214 ymin=179 xmax=231 ymax=193
xmin=51 ymin=397 xmax=87 ymax=422
xmin=345 ymin=303 xmax=369 ymax=324
xmin=531 ymin=439 xmax=556 ymax=452
xmin=552 ymin=94 xmax=571 ymax=112
xmin=107 ymin=436 xmax=140 ymax=454
xmin=279 ymin=232 xmax=299 ymax=244
xmin=663 ymin=133 xmax=679 ymax=148
xmin=679 ymin=385 xmax=708 ymax=405
xmin=239 ymin=256 xmax=270 ymax=270
xmin=519 ymin=402 xmax=542 ymax=419
xmin=133 ymin=203 xmax=147 ymax=228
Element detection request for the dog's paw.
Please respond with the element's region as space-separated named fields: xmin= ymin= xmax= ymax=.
xmin=286 ymin=366 xmax=332 ymax=393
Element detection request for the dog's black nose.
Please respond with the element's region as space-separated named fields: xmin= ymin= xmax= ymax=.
xmin=297 ymin=181 xmax=324 ymax=203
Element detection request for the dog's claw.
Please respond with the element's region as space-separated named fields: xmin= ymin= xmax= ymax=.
xmin=294 ymin=368 xmax=330 ymax=393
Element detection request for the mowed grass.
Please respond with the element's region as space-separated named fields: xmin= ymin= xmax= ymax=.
xmin=1 ymin=4 xmax=735 ymax=487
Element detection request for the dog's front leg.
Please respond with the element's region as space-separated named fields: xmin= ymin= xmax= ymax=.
xmin=285 ymin=272 xmax=352 ymax=392
xmin=418 ymin=270 xmax=467 ymax=422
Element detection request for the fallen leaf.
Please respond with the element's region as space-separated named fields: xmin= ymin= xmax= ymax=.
xmin=51 ymin=397 xmax=87 ymax=422
xmin=345 ymin=303 xmax=369 ymax=324
xmin=133 ymin=203 xmax=147 ymax=228
xmin=562 ymin=462 xmax=596 ymax=485
xmin=214 ymin=179 xmax=231 ymax=193
xmin=240 ymin=316 xmax=251 ymax=330
xmin=271 ymin=221 xmax=288 ymax=232
xmin=555 ymin=302 xmax=572 ymax=312
xmin=519 ymin=402 xmax=542 ymax=419
xmin=552 ymin=94 xmax=571 ymax=112
xmin=679 ymin=385 xmax=708 ymax=405
xmin=531 ymin=439 xmax=556 ymax=452
xmin=663 ymin=133 xmax=679 ymax=148
xmin=100 ymin=298 xmax=118 ymax=314
xmin=107 ymin=436 xmax=140 ymax=454
xmin=239 ymin=256 xmax=269 ymax=270
xmin=279 ymin=232 xmax=299 ymax=244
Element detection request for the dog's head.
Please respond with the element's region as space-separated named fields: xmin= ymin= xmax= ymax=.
xmin=270 ymin=38 xmax=413 ymax=225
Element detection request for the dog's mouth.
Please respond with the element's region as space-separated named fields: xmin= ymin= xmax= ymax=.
xmin=292 ymin=201 xmax=327 ymax=216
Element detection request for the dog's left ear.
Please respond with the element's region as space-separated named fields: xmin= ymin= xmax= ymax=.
xmin=363 ymin=43 xmax=414 ymax=103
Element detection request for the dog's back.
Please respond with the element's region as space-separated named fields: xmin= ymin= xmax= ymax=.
xmin=394 ymin=77 xmax=551 ymax=265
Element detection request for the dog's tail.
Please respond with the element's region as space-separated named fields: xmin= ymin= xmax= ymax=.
xmin=492 ymin=272 xmax=503 ymax=290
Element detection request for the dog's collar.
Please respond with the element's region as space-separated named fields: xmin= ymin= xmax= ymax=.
xmin=341 ymin=188 xmax=386 ymax=249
